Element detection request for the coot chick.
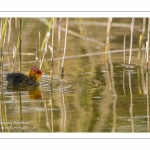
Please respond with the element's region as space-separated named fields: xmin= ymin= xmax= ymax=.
xmin=6 ymin=67 xmax=43 ymax=86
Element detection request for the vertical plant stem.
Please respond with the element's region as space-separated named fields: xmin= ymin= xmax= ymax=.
xmin=138 ymin=18 xmax=146 ymax=64
xmin=12 ymin=44 xmax=17 ymax=72
xmin=50 ymin=18 xmax=54 ymax=82
xmin=38 ymin=31 xmax=41 ymax=66
xmin=19 ymin=18 xmax=22 ymax=72
xmin=141 ymin=51 xmax=147 ymax=94
xmin=146 ymin=41 xmax=149 ymax=71
xmin=128 ymin=18 xmax=134 ymax=65
xmin=105 ymin=18 xmax=112 ymax=62
xmin=138 ymin=34 xmax=143 ymax=64
xmin=40 ymin=32 xmax=50 ymax=69
xmin=146 ymin=18 xmax=150 ymax=71
xmin=58 ymin=18 xmax=62 ymax=50
xmin=35 ymin=42 xmax=38 ymax=67
xmin=61 ymin=18 xmax=68 ymax=78
xmin=0 ymin=18 xmax=8 ymax=88
xmin=123 ymin=34 xmax=126 ymax=65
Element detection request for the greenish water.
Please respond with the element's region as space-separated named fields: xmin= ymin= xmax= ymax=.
xmin=0 ymin=18 xmax=150 ymax=132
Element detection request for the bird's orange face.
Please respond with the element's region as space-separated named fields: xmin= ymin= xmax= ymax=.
xmin=29 ymin=67 xmax=43 ymax=81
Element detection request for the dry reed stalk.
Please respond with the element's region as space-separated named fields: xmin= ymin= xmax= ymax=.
xmin=39 ymin=19 xmax=53 ymax=69
xmin=138 ymin=18 xmax=146 ymax=62
xmin=7 ymin=18 xmax=11 ymax=44
xmin=41 ymin=18 xmax=52 ymax=51
xmin=138 ymin=34 xmax=143 ymax=64
xmin=49 ymin=17 xmax=54 ymax=82
xmin=128 ymin=18 xmax=134 ymax=65
xmin=12 ymin=44 xmax=17 ymax=72
xmin=146 ymin=18 xmax=150 ymax=71
xmin=146 ymin=41 xmax=149 ymax=71
xmin=105 ymin=18 xmax=112 ymax=62
xmin=38 ymin=31 xmax=41 ymax=66
xmin=19 ymin=18 xmax=22 ymax=72
xmin=141 ymin=51 xmax=147 ymax=94
xmin=40 ymin=32 xmax=50 ymax=69
xmin=58 ymin=18 xmax=62 ymax=50
xmin=123 ymin=34 xmax=126 ymax=65
xmin=61 ymin=18 xmax=68 ymax=78
xmin=0 ymin=18 xmax=8 ymax=88
xmin=34 ymin=42 xmax=38 ymax=67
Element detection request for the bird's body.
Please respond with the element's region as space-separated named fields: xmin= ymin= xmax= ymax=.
xmin=6 ymin=67 xmax=43 ymax=86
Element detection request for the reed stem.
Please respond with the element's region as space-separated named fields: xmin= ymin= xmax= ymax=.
xmin=105 ymin=18 xmax=112 ymax=62
xmin=38 ymin=31 xmax=41 ymax=66
xmin=128 ymin=18 xmax=134 ymax=65
xmin=58 ymin=18 xmax=62 ymax=50
xmin=40 ymin=32 xmax=50 ymax=69
xmin=146 ymin=18 xmax=150 ymax=71
xmin=49 ymin=18 xmax=55 ymax=82
xmin=35 ymin=42 xmax=38 ymax=67
xmin=19 ymin=18 xmax=22 ymax=72
xmin=123 ymin=34 xmax=126 ymax=65
xmin=61 ymin=18 xmax=68 ymax=78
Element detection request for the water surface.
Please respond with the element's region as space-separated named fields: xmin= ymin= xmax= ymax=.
xmin=0 ymin=18 xmax=149 ymax=132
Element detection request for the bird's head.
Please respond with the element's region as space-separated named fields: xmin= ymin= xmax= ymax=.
xmin=29 ymin=67 xmax=43 ymax=81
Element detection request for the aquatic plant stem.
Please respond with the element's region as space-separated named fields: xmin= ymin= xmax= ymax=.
xmin=19 ymin=18 xmax=22 ymax=72
xmin=58 ymin=18 xmax=62 ymax=50
xmin=34 ymin=42 xmax=38 ymax=67
xmin=0 ymin=18 xmax=8 ymax=88
xmin=50 ymin=18 xmax=54 ymax=82
xmin=105 ymin=18 xmax=112 ymax=62
xmin=40 ymin=32 xmax=50 ymax=69
xmin=61 ymin=18 xmax=68 ymax=78
xmin=146 ymin=18 xmax=150 ymax=71
xmin=146 ymin=41 xmax=149 ymax=71
xmin=128 ymin=18 xmax=134 ymax=65
xmin=38 ymin=31 xmax=41 ymax=66
xmin=123 ymin=34 xmax=126 ymax=65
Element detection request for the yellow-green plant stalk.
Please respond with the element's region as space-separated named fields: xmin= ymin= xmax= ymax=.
xmin=138 ymin=18 xmax=146 ymax=65
xmin=41 ymin=18 xmax=53 ymax=51
xmin=58 ymin=18 xmax=62 ymax=50
xmin=138 ymin=34 xmax=143 ymax=64
xmin=105 ymin=18 xmax=112 ymax=62
xmin=61 ymin=18 xmax=68 ymax=78
xmin=128 ymin=18 xmax=134 ymax=65
xmin=123 ymin=34 xmax=126 ymax=65
xmin=19 ymin=18 xmax=22 ymax=72
xmin=40 ymin=32 xmax=51 ymax=69
xmin=146 ymin=18 xmax=150 ymax=71
xmin=13 ymin=18 xmax=26 ymax=72
xmin=39 ymin=31 xmax=41 ymax=66
xmin=0 ymin=18 xmax=8 ymax=86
